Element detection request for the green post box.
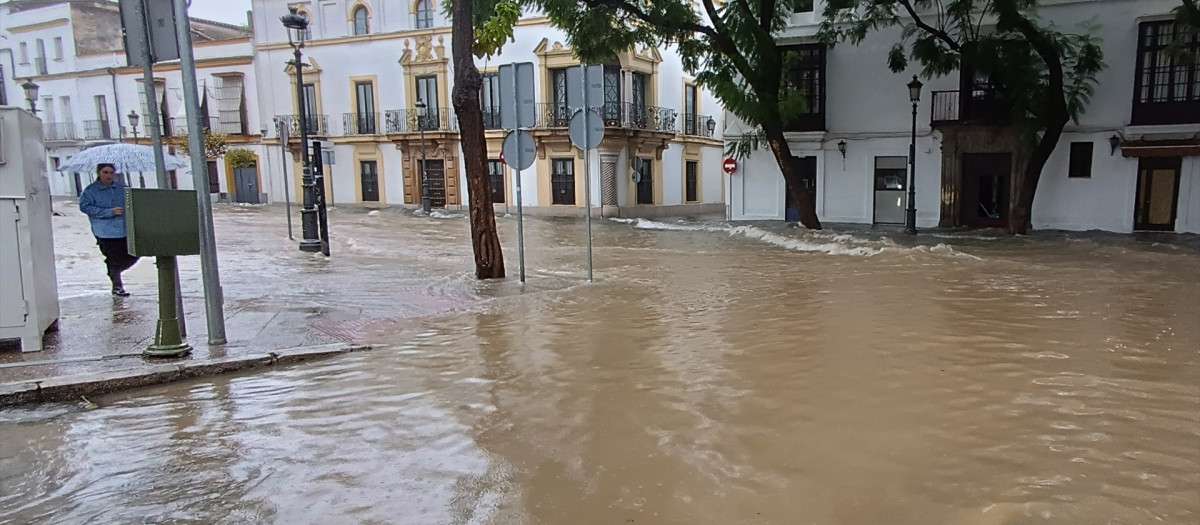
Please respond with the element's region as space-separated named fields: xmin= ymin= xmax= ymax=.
xmin=125 ymin=189 xmax=201 ymax=357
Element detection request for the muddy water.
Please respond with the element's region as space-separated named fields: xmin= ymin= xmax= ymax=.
xmin=2 ymin=210 xmax=1198 ymax=525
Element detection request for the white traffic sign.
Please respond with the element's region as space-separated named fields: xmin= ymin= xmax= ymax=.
xmin=499 ymin=62 xmax=536 ymax=129
xmin=569 ymin=109 xmax=605 ymax=150
xmin=502 ymin=130 xmax=536 ymax=171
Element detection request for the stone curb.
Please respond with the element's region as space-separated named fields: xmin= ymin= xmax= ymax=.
xmin=0 ymin=343 xmax=372 ymax=408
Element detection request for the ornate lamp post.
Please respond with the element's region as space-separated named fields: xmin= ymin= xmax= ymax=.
xmin=22 ymin=80 xmax=39 ymax=115
xmin=282 ymin=6 xmax=321 ymax=252
xmin=705 ymin=116 xmax=716 ymax=137
xmin=905 ymin=75 xmax=922 ymax=235
xmin=128 ymin=110 xmax=146 ymax=188
xmin=416 ymin=99 xmax=431 ymax=214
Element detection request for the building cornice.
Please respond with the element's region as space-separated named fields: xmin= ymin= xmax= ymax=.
xmin=7 ymin=18 xmax=70 ymax=34
xmin=254 ymin=16 xmax=550 ymax=51
xmin=25 ymin=56 xmax=254 ymax=81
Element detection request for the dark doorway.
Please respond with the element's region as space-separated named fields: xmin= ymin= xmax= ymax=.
xmin=634 ymin=158 xmax=654 ymax=205
xmin=420 ymin=159 xmax=446 ymax=208
xmin=360 ymin=160 xmax=379 ymax=202
xmin=234 ymin=167 xmax=261 ymax=204
xmin=73 ymin=173 xmax=83 ymax=197
xmin=206 ymin=161 xmax=220 ymax=193
xmin=488 ymin=159 xmax=505 ymax=203
xmin=961 ymin=153 xmax=1011 ymax=228
xmin=785 ymin=156 xmax=817 ymax=222
xmin=1134 ymin=157 xmax=1181 ymax=231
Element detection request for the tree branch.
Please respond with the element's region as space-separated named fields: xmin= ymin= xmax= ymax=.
xmin=583 ymin=0 xmax=717 ymax=39
xmin=759 ymin=0 xmax=776 ymax=32
xmin=897 ymin=0 xmax=961 ymax=52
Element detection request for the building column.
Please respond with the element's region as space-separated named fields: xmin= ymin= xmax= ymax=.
xmin=600 ymin=153 xmax=619 ymax=217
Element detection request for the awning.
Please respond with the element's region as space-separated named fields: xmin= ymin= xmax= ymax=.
xmin=1121 ymin=138 xmax=1200 ymax=158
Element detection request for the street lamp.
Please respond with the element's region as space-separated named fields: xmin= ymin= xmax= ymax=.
xmin=705 ymin=116 xmax=716 ymax=137
xmin=905 ymin=74 xmax=922 ymax=235
xmin=416 ymin=98 xmax=431 ymax=214
xmin=128 ymin=110 xmax=146 ymax=188
xmin=282 ymin=5 xmax=321 ymax=252
xmin=22 ymin=80 xmax=39 ymax=115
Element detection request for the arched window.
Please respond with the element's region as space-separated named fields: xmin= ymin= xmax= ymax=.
xmin=352 ymin=6 xmax=369 ymax=35
xmin=415 ymin=0 xmax=433 ymax=29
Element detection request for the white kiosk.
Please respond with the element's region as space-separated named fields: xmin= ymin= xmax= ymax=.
xmin=0 ymin=106 xmax=60 ymax=351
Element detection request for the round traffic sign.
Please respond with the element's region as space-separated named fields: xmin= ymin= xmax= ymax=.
xmin=723 ymin=158 xmax=738 ymax=175
xmin=502 ymin=130 xmax=536 ymax=171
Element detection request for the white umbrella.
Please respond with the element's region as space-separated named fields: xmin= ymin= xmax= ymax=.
xmin=57 ymin=143 xmax=190 ymax=174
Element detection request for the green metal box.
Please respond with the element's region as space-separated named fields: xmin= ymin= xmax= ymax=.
xmin=125 ymin=188 xmax=201 ymax=257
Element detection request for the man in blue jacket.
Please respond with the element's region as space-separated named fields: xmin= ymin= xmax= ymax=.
xmin=79 ymin=163 xmax=139 ymax=296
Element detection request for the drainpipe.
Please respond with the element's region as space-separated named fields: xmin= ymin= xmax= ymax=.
xmin=108 ymin=67 xmax=124 ymax=139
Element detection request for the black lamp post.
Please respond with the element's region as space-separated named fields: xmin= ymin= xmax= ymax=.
xmin=128 ymin=110 xmax=146 ymax=188
xmin=905 ymin=75 xmax=922 ymax=235
xmin=22 ymin=80 xmax=39 ymax=115
xmin=417 ymin=99 xmax=431 ymax=214
xmin=282 ymin=6 xmax=321 ymax=252
xmin=705 ymin=116 xmax=716 ymax=137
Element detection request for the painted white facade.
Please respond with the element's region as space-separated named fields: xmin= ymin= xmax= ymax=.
xmin=728 ymin=0 xmax=1200 ymax=234
xmin=1 ymin=1 xmax=264 ymax=199
xmin=251 ymin=0 xmax=726 ymax=215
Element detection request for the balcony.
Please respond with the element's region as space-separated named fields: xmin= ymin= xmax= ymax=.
xmin=930 ymin=90 xmax=1009 ymax=125
xmin=534 ymin=102 xmax=679 ymax=133
xmin=43 ymin=122 xmax=79 ymax=142
xmin=83 ymin=120 xmax=114 ymax=140
xmin=681 ymin=113 xmax=717 ymax=137
xmin=276 ymin=114 xmax=330 ymax=136
xmin=383 ymin=108 xmax=458 ymax=133
xmin=343 ymin=112 xmax=380 ymax=135
xmin=143 ymin=122 xmax=174 ymax=138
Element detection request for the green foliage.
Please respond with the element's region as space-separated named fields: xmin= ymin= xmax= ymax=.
xmin=534 ymin=0 xmax=814 ymax=132
xmin=226 ymin=149 xmax=257 ymax=169
xmin=818 ymin=0 xmax=1106 ymax=132
xmin=168 ymin=128 xmax=229 ymax=159
xmin=474 ymin=1 xmax=521 ymax=58
xmin=1166 ymin=0 xmax=1199 ymax=62
xmin=725 ymin=129 xmax=768 ymax=160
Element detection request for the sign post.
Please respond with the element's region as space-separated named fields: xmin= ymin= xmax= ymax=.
xmin=567 ymin=65 xmax=605 ymax=282
xmin=499 ymin=62 xmax=535 ymax=283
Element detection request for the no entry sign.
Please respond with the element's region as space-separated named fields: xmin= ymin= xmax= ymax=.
xmin=723 ymin=158 xmax=738 ymax=175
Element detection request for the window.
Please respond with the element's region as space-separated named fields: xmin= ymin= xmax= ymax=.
xmin=301 ymin=83 xmax=319 ymax=133
xmin=19 ymin=42 xmax=29 ymax=64
xmin=780 ymin=44 xmax=826 ymax=131
xmin=684 ymin=84 xmax=698 ymax=135
xmin=355 ymin=81 xmax=376 ymax=134
xmin=1133 ymin=20 xmax=1200 ymax=125
xmin=34 ymin=39 xmax=47 ymax=75
xmin=416 ymin=75 xmax=439 ymax=129
xmin=415 ymin=0 xmax=434 ymax=29
xmin=214 ymin=75 xmax=246 ymax=134
xmin=352 ymin=6 xmax=369 ymax=35
xmin=481 ymin=73 xmax=501 ymax=128
xmin=602 ymin=65 xmax=621 ymax=121
xmin=550 ymin=68 xmax=569 ymax=124
xmin=1068 ymin=142 xmax=1093 ymax=179
xmin=551 ymin=159 xmax=575 ymax=205
xmin=685 ymin=161 xmax=698 ymax=202
xmin=53 ymin=37 xmax=64 ymax=60
xmin=631 ymin=71 xmax=648 ymax=126
xmin=0 ymin=65 xmax=6 ymax=105
xmin=300 ymin=11 xmax=313 ymax=40
xmin=793 ymin=0 xmax=813 ymax=12
xmin=635 ymin=158 xmax=653 ymax=205
xmin=89 ymin=95 xmax=111 ymax=139
xmin=360 ymin=160 xmax=379 ymax=201
xmin=488 ymin=160 xmax=505 ymax=203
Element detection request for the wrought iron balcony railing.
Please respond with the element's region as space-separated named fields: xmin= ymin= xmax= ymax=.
xmin=931 ymin=90 xmax=1009 ymax=125
xmin=83 ymin=119 xmax=114 ymax=140
xmin=276 ymin=114 xmax=330 ymax=136
xmin=344 ymin=112 xmax=380 ymax=135
xmin=383 ymin=108 xmax=458 ymax=133
xmin=681 ymin=113 xmax=716 ymax=137
xmin=44 ymin=122 xmax=79 ymax=141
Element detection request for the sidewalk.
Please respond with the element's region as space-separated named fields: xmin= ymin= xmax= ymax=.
xmin=0 ymin=200 xmax=492 ymax=403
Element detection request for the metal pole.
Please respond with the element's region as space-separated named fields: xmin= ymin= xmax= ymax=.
xmin=905 ymin=99 xmax=918 ymax=235
xmin=134 ymin=0 xmax=168 ymax=190
xmin=144 ymin=256 xmax=191 ymax=357
xmin=174 ymin=0 xmax=227 ymax=344
xmin=581 ymin=67 xmax=594 ymax=283
xmin=512 ymin=62 xmax=525 ymax=283
xmin=278 ymin=119 xmax=294 ymax=239
xmin=420 ymin=117 xmax=430 ymax=214
xmin=294 ymin=49 xmax=321 ymax=252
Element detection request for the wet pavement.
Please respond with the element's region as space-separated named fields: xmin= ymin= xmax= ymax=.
xmin=1 ymin=201 xmax=1198 ymax=524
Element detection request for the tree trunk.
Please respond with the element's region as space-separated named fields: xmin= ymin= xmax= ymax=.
xmin=451 ymin=0 xmax=505 ymax=278
xmin=763 ymin=124 xmax=822 ymax=229
xmin=998 ymin=6 xmax=1071 ymax=236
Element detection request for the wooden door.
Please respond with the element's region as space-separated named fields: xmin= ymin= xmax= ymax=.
xmin=960 ymin=153 xmax=1011 ymax=228
xmin=1134 ymin=157 xmax=1181 ymax=231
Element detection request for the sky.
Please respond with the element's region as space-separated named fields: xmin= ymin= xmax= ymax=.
xmin=187 ymin=0 xmax=254 ymax=26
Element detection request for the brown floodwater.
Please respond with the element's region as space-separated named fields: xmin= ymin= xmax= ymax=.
xmin=2 ymin=209 xmax=1198 ymax=524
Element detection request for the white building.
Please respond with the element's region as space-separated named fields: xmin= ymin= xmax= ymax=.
xmin=727 ymin=0 xmax=1200 ymax=234
xmin=250 ymin=0 xmax=726 ymax=216
xmin=1 ymin=0 xmax=265 ymax=200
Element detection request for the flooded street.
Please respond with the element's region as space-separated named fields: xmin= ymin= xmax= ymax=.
xmin=2 ymin=205 xmax=1198 ymax=524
